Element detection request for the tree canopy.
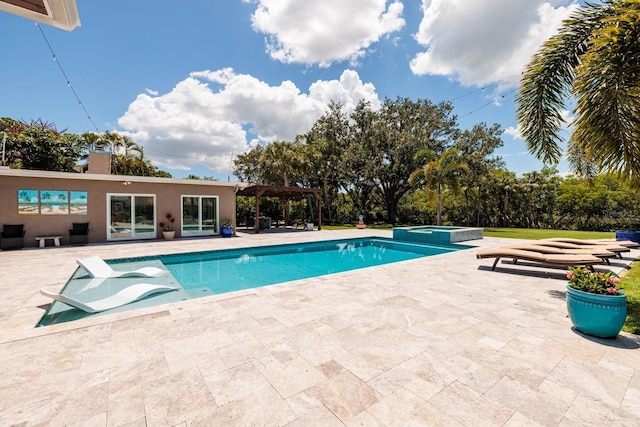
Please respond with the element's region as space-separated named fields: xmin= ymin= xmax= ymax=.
xmin=0 ymin=118 xmax=170 ymax=177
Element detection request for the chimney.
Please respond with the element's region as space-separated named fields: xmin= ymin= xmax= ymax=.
xmin=87 ymin=151 xmax=111 ymax=174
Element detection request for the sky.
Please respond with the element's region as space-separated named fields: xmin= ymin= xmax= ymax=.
xmin=0 ymin=0 xmax=583 ymax=180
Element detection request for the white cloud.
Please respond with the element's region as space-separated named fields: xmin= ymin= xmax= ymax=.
xmin=503 ymin=125 xmax=521 ymax=140
xmin=410 ymin=0 xmax=579 ymax=88
xmin=309 ymin=69 xmax=382 ymax=111
xmin=249 ymin=0 xmax=405 ymax=66
xmin=117 ymin=69 xmax=380 ymax=172
xmin=503 ymin=107 xmax=572 ymax=141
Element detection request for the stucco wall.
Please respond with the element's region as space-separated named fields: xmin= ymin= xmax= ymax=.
xmin=0 ymin=173 xmax=238 ymax=247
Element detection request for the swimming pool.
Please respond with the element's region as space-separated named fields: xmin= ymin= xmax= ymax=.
xmin=37 ymin=237 xmax=470 ymax=326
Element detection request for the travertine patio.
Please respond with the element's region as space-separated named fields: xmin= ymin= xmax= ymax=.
xmin=1 ymin=229 xmax=639 ymax=426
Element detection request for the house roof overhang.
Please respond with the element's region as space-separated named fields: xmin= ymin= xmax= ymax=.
xmin=1 ymin=0 xmax=80 ymax=31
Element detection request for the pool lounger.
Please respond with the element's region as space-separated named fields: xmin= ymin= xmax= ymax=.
xmin=476 ymin=248 xmax=602 ymax=271
xmin=502 ymin=244 xmax=617 ymax=264
xmin=536 ymin=239 xmax=630 ymax=259
xmin=77 ymin=255 xmax=167 ymax=278
xmin=40 ymin=283 xmax=179 ymax=313
xmin=543 ymin=237 xmax=640 ymax=249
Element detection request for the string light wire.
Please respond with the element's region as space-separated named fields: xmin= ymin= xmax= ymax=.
xmin=36 ymin=22 xmax=99 ymax=132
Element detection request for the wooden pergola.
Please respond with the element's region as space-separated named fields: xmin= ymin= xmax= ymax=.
xmin=236 ymin=185 xmax=322 ymax=233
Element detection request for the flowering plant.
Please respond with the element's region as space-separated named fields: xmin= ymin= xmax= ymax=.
xmin=566 ymin=266 xmax=622 ymax=295
xmin=159 ymin=213 xmax=175 ymax=231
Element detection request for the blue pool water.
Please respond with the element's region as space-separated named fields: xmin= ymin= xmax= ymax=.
xmin=37 ymin=237 xmax=469 ymax=326
xmin=163 ymin=238 xmax=463 ymax=296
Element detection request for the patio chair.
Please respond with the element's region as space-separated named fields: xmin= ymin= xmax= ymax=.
xmin=537 ymin=239 xmax=629 ymax=259
xmin=1 ymin=224 xmax=25 ymax=250
xmin=40 ymin=283 xmax=179 ymax=313
xmin=77 ymin=255 xmax=168 ymax=278
xmin=68 ymin=222 xmax=89 ymax=245
xmin=476 ymin=247 xmax=602 ymax=271
xmin=502 ymin=243 xmax=617 ymax=264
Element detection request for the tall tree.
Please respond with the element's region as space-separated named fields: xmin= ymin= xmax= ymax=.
xmin=339 ymin=100 xmax=379 ymax=219
xmin=234 ymin=144 xmax=266 ymax=183
xmin=305 ymin=102 xmax=349 ymax=223
xmin=260 ymin=140 xmax=301 ymax=187
xmin=410 ymin=148 xmax=468 ymax=226
xmin=454 ymin=122 xmax=504 ymax=226
xmin=517 ymin=1 xmax=640 ymax=184
xmin=367 ymin=97 xmax=457 ymax=224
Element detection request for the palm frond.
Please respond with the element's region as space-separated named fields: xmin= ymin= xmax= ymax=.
xmin=516 ymin=1 xmax=612 ymax=163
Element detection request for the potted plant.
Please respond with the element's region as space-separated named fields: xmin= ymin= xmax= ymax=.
xmin=220 ymin=219 xmax=234 ymax=237
xmin=159 ymin=213 xmax=176 ymax=240
xmin=565 ymin=266 xmax=627 ymax=338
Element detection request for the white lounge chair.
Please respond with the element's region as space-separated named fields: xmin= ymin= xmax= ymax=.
xmin=40 ymin=283 xmax=179 ymax=313
xmin=77 ymin=256 xmax=167 ymax=278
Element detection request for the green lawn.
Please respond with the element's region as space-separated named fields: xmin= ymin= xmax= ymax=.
xmin=325 ymin=225 xmax=639 ymax=334
xmin=482 ymin=228 xmax=615 ymax=240
xmin=618 ymin=268 xmax=640 ymax=334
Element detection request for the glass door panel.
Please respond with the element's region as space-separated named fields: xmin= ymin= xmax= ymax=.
xmin=182 ymin=197 xmax=200 ymax=235
xmin=110 ymin=195 xmax=132 ymax=239
xmin=134 ymin=196 xmax=155 ymax=237
xmin=108 ymin=194 xmax=156 ymax=240
xmin=202 ymin=197 xmax=217 ymax=233
xmin=181 ymin=196 xmax=218 ymax=235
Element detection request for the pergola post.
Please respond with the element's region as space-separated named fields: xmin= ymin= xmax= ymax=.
xmin=254 ymin=186 xmax=267 ymax=234
xmin=315 ymin=191 xmax=322 ymax=230
xmin=254 ymin=194 xmax=260 ymax=233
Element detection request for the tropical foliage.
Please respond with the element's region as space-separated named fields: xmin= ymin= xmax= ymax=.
xmin=234 ymin=97 xmax=504 ymax=225
xmin=517 ymin=0 xmax=640 ymax=185
xmin=0 ymin=118 xmax=170 ymax=177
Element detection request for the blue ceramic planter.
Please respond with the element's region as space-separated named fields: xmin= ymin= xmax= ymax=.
xmin=221 ymin=225 xmax=234 ymax=237
xmin=566 ymin=285 xmax=627 ymax=338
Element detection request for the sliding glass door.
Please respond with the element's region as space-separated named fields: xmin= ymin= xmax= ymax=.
xmin=182 ymin=195 xmax=218 ymax=235
xmin=108 ymin=194 xmax=156 ymax=240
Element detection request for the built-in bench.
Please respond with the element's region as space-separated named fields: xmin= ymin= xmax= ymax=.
xmin=35 ymin=235 xmax=63 ymax=248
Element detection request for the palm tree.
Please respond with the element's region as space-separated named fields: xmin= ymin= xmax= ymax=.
xmin=517 ymin=1 xmax=640 ymax=183
xmin=260 ymin=140 xmax=302 ymax=224
xmin=260 ymin=140 xmax=300 ymax=187
xmin=410 ymin=148 xmax=468 ymax=226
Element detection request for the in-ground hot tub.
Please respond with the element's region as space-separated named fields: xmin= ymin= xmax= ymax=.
xmin=393 ymin=225 xmax=483 ymax=245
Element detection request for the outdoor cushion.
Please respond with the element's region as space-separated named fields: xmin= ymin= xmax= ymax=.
xmin=2 ymin=224 xmax=24 ymax=238
xmin=70 ymin=222 xmax=89 ymax=235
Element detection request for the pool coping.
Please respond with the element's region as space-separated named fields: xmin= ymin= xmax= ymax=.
xmin=8 ymin=234 xmax=480 ymax=342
